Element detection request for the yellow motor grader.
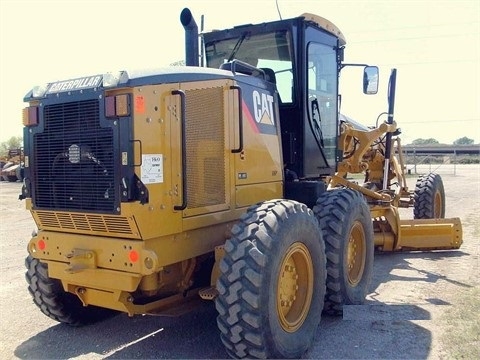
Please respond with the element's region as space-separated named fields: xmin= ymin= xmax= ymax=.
xmin=21 ymin=8 xmax=461 ymax=359
xmin=1 ymin=148 xmax=24 ymax=182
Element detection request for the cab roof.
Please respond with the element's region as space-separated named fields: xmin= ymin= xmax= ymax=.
xmin=301 ymin=13 xmax=346 ymax=45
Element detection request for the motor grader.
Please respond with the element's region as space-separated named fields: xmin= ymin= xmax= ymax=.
xmin=1 ymin=148 xmax=24 ymax=182
xmin=21 ymin=7 xmax=462 ymax=359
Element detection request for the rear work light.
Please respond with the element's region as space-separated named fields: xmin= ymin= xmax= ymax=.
xmin=23 ymin=106 xmax=39 ymax=126
xmin=31 ymin=84 xmax=48 ymax=98
xmin=103 ymin=72 xmax=122 ymax=88
xmin=105 ymin=94 xmax=130 ymax=118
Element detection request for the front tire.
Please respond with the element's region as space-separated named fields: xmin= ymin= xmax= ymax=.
xmin=216 ymin=200 xmax=326 ymax=359
xmin=25 ymin=255 xmax=117 ymax=326
xmin=414 ymin=173 xmax=445 ymax=219
xmin=313 ymin=189 xmax=374 ymax=315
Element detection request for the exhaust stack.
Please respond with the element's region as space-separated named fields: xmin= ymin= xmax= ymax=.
xmin=180 ymin=8 xmax=199 ymax=66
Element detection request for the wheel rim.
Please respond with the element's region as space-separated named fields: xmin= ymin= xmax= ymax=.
xmin=434 ymin=190 xmax=442 ymax=218
xmin=277 ymin=242 xmax=314 ymax=333
xmin=347 ymin=221 xmax=366 ymax=286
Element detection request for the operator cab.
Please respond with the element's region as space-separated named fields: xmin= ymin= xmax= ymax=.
xmin=203 ymin=13 xmax=346 ymax=179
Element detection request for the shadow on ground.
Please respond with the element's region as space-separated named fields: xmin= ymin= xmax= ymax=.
xmin=15 ymin=251 xmax=469 ymax=359
xmin=15 ymin=303 xmax=227 ymax=359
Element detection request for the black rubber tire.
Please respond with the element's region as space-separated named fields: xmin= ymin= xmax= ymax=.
xmin=16 ymin=166 xmax=24 ymax=181
xmin=313 ymin=188 xmax=374 ymax=315
xmin=7 ymin=175 xmax=17 ymax=182
xmin=215 ymin=200 xmax=326 ymax=359
xmin=25 ymin=255 xmax=117 ymax=326
xmin=413 ymin=173 xmax=445 ymax=219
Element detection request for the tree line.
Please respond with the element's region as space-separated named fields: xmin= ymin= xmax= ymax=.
xmin=409 ymin=136 xmax=475 ymax=146
xmin=0 ymin=136 xmax=22 ymax=158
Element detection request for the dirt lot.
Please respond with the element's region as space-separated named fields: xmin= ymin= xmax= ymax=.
xmin=1 ymin=165 xmax=479 ymax=359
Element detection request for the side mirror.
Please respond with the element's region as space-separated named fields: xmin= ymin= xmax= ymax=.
xmin=363 ymin=66 xmax=379 ymax=94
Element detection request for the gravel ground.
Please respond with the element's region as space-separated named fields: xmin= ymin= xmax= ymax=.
xmin=1 ymin=164 xmax=478 ymax=359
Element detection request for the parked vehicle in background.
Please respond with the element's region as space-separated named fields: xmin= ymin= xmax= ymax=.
xmin=1 ymin=148 xmax=24 ymax=182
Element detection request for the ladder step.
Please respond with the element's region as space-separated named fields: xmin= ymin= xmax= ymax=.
xmin=199 ymin=286 xmax=218 ymax=300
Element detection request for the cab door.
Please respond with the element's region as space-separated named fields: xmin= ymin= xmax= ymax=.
xmin=304 ymin=29 xmax=339 ymax=176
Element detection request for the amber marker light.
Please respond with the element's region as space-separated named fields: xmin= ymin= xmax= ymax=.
xmin=115 ymin=94 xmax=129 ymax=116
xmin=23 ymin=106 xmax=39 ymax=126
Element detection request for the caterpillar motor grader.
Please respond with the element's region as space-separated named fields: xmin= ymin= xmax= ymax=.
xmin=1 ymin=148 xmax=24 ymax=182
xmin=21 ymin=7 xmax=462 ymax=359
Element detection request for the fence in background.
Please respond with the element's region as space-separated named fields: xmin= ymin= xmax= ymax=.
xmin=402 ymin=145 xmax=480 ymax=175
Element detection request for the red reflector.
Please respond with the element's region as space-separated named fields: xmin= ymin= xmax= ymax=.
xmin=105 ymin=96 xmax=116 ymax=117
xmin=29 ymin=107 xmax=39 ymax=125
xmin=38 ymin=239 xmax=46 ymax=250
xmin=129 ymin=250 xmax=139 ymax=263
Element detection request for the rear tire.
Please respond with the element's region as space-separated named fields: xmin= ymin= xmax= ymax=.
xmin=313 ymin=189 xmax=374 ymax=315
xmin=16 ymin=166 xmax=24 ymax=181
xmin=216 ymin=200 xmax=326 ymax=359
xmin=25 ymin=255 xmax=117 ymax=326
xmin=0 ymin=161 xmax=5 ymax=180
xmin=414 ymin=173 xmax=445 ymax=219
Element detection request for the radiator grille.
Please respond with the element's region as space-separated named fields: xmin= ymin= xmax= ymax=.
xmin=33 ymin=99 xmax=116 ymax=213
xmin=34 ymin=211 xmax=140 ymax=238
xmin=185 ymin=87 xmax=226 ymax=209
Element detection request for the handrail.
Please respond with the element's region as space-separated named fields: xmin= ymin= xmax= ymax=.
xmin=230 ymin=85 xmax=243 ymax=153
xmin=171 ymin=90 xmax=188 ymax=211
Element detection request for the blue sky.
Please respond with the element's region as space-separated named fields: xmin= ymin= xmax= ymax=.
xmin=1 ymin=0 xmax=479 ymax=144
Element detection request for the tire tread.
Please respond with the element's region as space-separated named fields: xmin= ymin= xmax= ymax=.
xmin=25 ymin=255 xmax=116 ymax=326
xmin=313 ymin=189 xmax=374 ymax=315
xmin=216 ymin=200 xmax=325 ymax=358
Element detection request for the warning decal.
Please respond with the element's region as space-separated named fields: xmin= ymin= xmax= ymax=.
xmin=135 ymin=96 xmax=145 ymax=114
xmin=141 ymin=154 xmax=164 ymax=184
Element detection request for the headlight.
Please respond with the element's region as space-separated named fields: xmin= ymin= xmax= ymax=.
xmin=103 ymin=72 xmax=122 ymax=88
xmin=31 ymin=84 xmax=48 ymax=98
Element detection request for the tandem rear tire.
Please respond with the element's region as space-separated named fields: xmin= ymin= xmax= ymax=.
xmin=25 ymin=255 xmax=117 ymax=326
xmin=215 ymin=200 xmax=326 ymax=359
xmin=313 ymin=188 xmax=374 ymax=315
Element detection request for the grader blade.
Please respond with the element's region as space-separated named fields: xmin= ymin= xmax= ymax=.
xmin=396 ymin=217 xmax=462 ymax=251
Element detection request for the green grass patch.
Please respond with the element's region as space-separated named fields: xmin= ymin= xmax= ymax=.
xmin=440 ymin=286 xmax=480 ymax=359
